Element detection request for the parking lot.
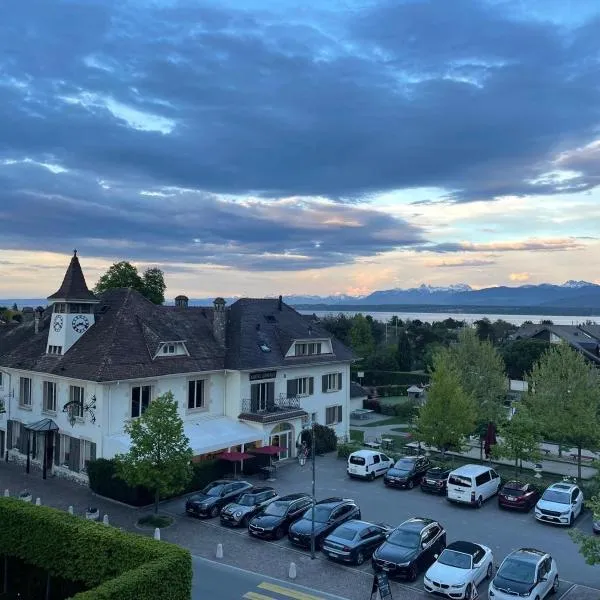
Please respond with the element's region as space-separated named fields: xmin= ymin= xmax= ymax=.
xmin=162 ymin=453 xmax=600 ymax=599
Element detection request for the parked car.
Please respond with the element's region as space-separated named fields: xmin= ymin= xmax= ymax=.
xmin=498 ymin=481 xmax=540 ymax=511
xmin=423 ymin=541 xmax=493 ymax=599
xmin=446 ymin=464 xmax=501 ymax=507
xmin=322 ymin=520 xmax=390 ymax=566
xmin=535 ymin=482 xmax=584 ymax=526
xmin=372 ymin=517 xmax=446 ymax=581
xmin=420 ymin=466 xmax=451 ymax=495
xmin=185 ymin=480 xmax=253 ymax=518
xmin=220 ymin=487 xmax=279 ymax=527
xmin=288 ymin=497 xmax=361 ymax=550
xmin=489 ymin=548 xmax=559 ymax=599
xmin=347 ymin=450 xmax=393 ymax=480
xmin=248 ymin=493 xmax=313 ymax=540
xmin=384 ymin=456 xmax=432 ymax=489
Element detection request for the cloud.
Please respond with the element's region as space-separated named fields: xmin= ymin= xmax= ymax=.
xmin=509 ymin=272 xmax=531 ymax=282
xmin=428 ymin=238 xmax=585 ymax=253
xmin=428 ymin=258 xmax=496 ymax=268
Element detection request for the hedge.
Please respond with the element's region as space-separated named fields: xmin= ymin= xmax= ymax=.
xmin=0 ymin=497 xmax=192 ymax=600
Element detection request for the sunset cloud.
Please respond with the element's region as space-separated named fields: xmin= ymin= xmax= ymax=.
xmin=509 ymin=272 xmax=531 ymax=282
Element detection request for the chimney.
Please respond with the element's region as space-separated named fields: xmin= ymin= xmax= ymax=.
xmin=175 ymin=295 xmax=189 ymax=308
xmin=34 ymin=307 xmax=43 ymax=334
xmin=212 ymin=297 xmax=227 ymax=347
xmin=278 ymin=295 xmax=283 ymax=311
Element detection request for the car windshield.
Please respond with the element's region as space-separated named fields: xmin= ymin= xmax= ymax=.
xmin=427 ymin=471 xmax=446 ymax=480
xmin=349 ymin=456 xmax=366 ymax=465
xmin=332 ymin=526 xmax=357 ymax=541
xmin=504 ymin=485 xmax=526 ymax=494
xmin=498 ymin=558 xmax=536 ymax=584
xmin=437 ymin=550 xmax=472 ymax=570
xmin=236 ymin=494 xmax=257 ymax=506
xmin=263 ymin=501 xmax=290 ymax=517
xmin=302 ymin=506 xmax=332 ymax=523
xmin=201 ymin=483 xmax=225 ymax=496
xmin=541 ymin=490 xmax=570 ymax=504
xmin=394 ymin=460 xmax=415 ymax=471
xmin=386 ymin=528 xmax=420 ymax=549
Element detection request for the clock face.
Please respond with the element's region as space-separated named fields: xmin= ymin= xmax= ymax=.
xmin=53 ymin=315 xmax=64 ymax=332
xmin=72 ymin=315 xmax=90 ymax=334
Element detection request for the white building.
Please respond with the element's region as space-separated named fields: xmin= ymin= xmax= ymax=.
xmin=0 ymin=252 xmax=354 ymax=481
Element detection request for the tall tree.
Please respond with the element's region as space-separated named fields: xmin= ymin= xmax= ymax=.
xmin=570 ymin=492 xmax=600 ymax=565
xmin=94 ymin=261 xmax=166 ymax=304
xmin=396 ymin=330 xmax=413 ymax=371
xmin=142 ymin=267 xmax=167 ymax=305
xmin=115 ymin=391 xmax=193 ymax=514
xmin=474 ymin=318 xmax=496 ymax=343
xmin=527 ymin=344 xmax=600 ymax=481
xmin=414 ymin=350 xmax=477 ymax=459
xmin=501 ymin=339 xmax=550 ymax=380
xmin=349 ymin=314 xmax=376 ymax=360
xmin=449 ymin=328 xmax=507 ymax=431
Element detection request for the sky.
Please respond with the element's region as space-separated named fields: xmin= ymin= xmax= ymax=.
xmin=1 ymin=0 xmax=600 ymax=299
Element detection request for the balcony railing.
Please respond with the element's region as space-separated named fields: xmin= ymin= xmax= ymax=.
xmin=239 ymin=395 xmax=306 ymax=423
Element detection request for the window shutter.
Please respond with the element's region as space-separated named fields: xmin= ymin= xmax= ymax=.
xmin=337 ymin=373 xmax=342 ymax=390
xmin=287 ymin=379 xmax=297 ymax=398
xmin=19 ymin=424 xmax=27 ymax=454
xmin=69 ymin=437 xmax=80 ymax=472
xmin=337 ymin=405 xmax=343 ymax=423
xmin=188 ymin=380 xmax=195 ymax=409
xmin=90 ymin=442 xmax=97 ymax=462
xmin=309 ymin=377 xmax=314 ymax=395
xmin=266 ymin=382 xmax=275 ymax=410
xmin=322 ymin=375 xmax=327 ymax=393
xmin=6 ymin=420 xmax=12 ymax=450
xmin=54 ymin=433 xmax=61 ymax=466
xmin=250 ymin=384 xmax=259 ymax=412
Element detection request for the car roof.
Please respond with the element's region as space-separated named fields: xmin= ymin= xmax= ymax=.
xmin=396 ymin=456 xmax=418 ymax=462
xmin=548 ymin=482 xmax=577 ymax=491
xmin=398 ymin=517 xmax=436 ymax=531
xmin=277 ymin=493 xmax=311 ymax=502
xmin=446 ymin=541 xmax=482 ymax=557
xmin=335 ymin=519 xmax=373 ymax=531
xmin=450 ymin=464 xmax=493 ymax=476
xmin=210 ymin=479 xmax=250 ymax=485
xmin=245 ymin=487 xmax=275 ymax=494
xmin=503 ymin=480 xmax=529 ymax=489
xmin=316 ymin=497 xmax=353 ymax=507
xmin=350 ymin=449 xmax=384 ymax=457
xmin=427 ymin=466 xmax=450 ymax=473
xmin=509 ymin=548 xmax=547 ymax=563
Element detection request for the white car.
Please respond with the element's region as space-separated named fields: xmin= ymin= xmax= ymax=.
xmin=489 ymin=548 xmax=559 ymax=599
xmin=534 ymin=482 xmax=583 ymax=526
xmin=424 ymin=541 xmax=493 ymax=599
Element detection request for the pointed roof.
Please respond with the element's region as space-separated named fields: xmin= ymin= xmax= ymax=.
xmin=47 ymin=250 xmax=98 ymax=302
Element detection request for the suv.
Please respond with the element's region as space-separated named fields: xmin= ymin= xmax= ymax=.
xmin=489 ymin=548 xmax=559 ymax=599
xmin=220 ymin=487 xmax=279 ymax=527
xmin=185 ymin=480 xmax=253 ymax=518
xmin=288 ymin=497 xmax=361 ymax=550
xmin=384 ymin=456 xmax=431 ymax=489
xmin=420 ymin=466 xmax=450 ymax=495
xmin=248 ymin=493 xmax=314 ymax=540
xmin=535 ymin=482 xmax=584 ymax=526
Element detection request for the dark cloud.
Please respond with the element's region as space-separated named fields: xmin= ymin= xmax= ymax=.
xmin=427 ymin=239 xmax=585 ymax=253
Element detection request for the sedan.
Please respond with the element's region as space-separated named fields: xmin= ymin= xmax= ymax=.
xmin=372 ymin=517 xmax=446 ymax=581
xmin=322 ymin=520 xmax=390 ymax=566
xmin=185 ymin=480 xmax=253 ymax=518
xmin=421 ymin=467 xmax=451 ymax=495
xmin=384 ymin=456 xmax=432 ymax=490
xmin=220 ymin=487 xmax=278 ymax=527
xmin=248 ymin=493 xmax=313 ymax=540
xmin=423 ymin=541 xmax=493 ymax=599
xmin=498 ymin=481 xmax=540 ymax=511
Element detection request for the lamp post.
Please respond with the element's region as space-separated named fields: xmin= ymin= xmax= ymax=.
xmin=310 ymin=419 xmax=316 ymax=560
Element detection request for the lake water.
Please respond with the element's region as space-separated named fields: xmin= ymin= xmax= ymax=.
xmin=300 ymin=310 xmax=598 ymax=326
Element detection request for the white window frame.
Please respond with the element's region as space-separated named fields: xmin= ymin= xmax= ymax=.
xmin=60 ymin=434 xmax=71 ymax=466
xmin=43 ymin=381 xmax=57 ymax=413
xmin=252 ymin=382 xmax=271 ymax=411
xmin=131 ymin=384 xmax=153 ymax=419
xmin=80 ymin=439 xmax=93 ymax=472
xmin=324 ymin=373 xmax=341 ymax=392
xmin=325 ymin=405 xmax=343 ymax=426
xmin=188 ymin=379 xmax=205 ymax=410
xmin=295 ymin=342 xmax=323 ymax=356
xmin=297 ymin=377 xmax=310 ymax=396
xmin=19 ymin=377 xmax=32 ymax=407
xmin=11 ymin=421 xmax=21 ymax=449
xmin=69 ymin=385 xmax=85 ymax=419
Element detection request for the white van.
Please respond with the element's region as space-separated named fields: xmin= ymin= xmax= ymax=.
xmin=347 ymin=450 xmax=393 ymax=480
xmin=446 ymin=464 xmax=501 ymax=507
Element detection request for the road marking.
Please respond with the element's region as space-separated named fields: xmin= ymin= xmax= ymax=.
xmin=244 ymin=592 xmax=276 ymax=600
xmin=259 ymin=581 xmax=325 ymax=600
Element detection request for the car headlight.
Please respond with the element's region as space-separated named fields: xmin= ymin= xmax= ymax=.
xmin=451 ymin=583 xmax=466 ymax=588
xmin=235 ymin=511 xmax=243 ymax=518
xmin=397 ymin=561 xmax=410 ymax=567
xmin=199 ymin=503 xmax=209 ymax=509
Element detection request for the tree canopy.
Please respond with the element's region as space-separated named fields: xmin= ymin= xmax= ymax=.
xmin=501 ymin=338 xmax=551 ymax=380
xmin=94 ymin=261 xmax=166 ymax=304
xmin=349 ymin=314 xmax=376 ymax=360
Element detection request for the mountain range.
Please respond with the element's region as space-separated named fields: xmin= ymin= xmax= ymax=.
xmin=3 ymin=281 xmax=600 ymax=311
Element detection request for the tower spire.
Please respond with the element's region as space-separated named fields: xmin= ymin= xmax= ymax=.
xmin=47 ymin=251 xmax=97 ymax=302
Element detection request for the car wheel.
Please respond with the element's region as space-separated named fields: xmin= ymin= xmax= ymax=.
xmin=242 ymin=515 xmax=250 ymax=528
xmin=370 ymin=472 xmax=376 ymax=481
xmin=407 ymin=563 xmax=418 ymax=582
xmin=486 ymin=562 xmax=493 ymax=579
xmin=274 ymin=526 xmax=285 ymax=540
xmin=355 ymin=551 xmax=365 ymax=566
xmin=569 ymin=512 xmax=574 ymax=527
xmin=476 ymin=496 xmax=483 ymax=509
xmin=210 ymin=506 xmax=220 ymax=518
xmin=551 ymin=575 xmax=559 ymax=594
xmin=407 ymin=480 xmax=414 ymax=490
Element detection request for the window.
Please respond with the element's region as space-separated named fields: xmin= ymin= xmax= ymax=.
xmin=250 ymin=381 xmax=274 ymax=411
xmin=19 ymin=377 xmax=32 ymax=407
xmin=475 ymin=471 xmax=491 ymax=486
xmin=80 ymin=440 xmax=95 ymax=471
xmin=287 ymin=376 xmax=314 ymax=398
xmin=0 ymin=372 xmax=3 ymax=388
xmin=10 ymin=421 xmax=21 ymax=449
xmin=188 ymin=379 xmax=205 ymax=410
xmin=295 ymin=342 xmax=322 ymax=356
xmin=69 ymin=385 xmax=84 ymax=418
xmin=322 ymin=373 xmax=342 ymax=392
xmin=43 ymin=381 xmax=57 ymax=413
xmin=373 ymin=455 xmax=381 ymax=464
xmin=54 ymin=303 xmax=67 ymax=314
xmin=325 ymin=405 xmax=343 ymax=425
xmin=131 ymin=385 xmax=152 ymax=418
xmin=60 ymin=434 xmax=71 ymax=465
xmin=163 ymin=344 xmax=176 ymax=354
xmin=48 ymin=345 xmax=62 ymax=355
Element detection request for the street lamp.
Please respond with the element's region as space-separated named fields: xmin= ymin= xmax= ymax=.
xmin=298 ymin=419 xmax=317 ymax=559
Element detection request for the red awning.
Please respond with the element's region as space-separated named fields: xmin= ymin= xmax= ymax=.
xmin=251 ymin=445 xmax=286 ymax=455
xmin=219 ymin=451 xmax=255 ymax=462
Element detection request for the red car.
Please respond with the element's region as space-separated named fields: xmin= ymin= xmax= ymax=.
xmin=498 ymin=480 xmax=540 ymax=511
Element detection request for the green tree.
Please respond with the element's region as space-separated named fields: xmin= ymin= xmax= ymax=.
xmin=570 ymin=491 xmax=600 ymax=564
xmin=115 ymin=391 xmax=193 ymax=514
xmin=492 ymin=406 xmax=541 ymax=477
xmin=527 ymin=344 xmax=600 ymax=481
xmin=11 ymin=302 xmax=17 ymax=311
xmin=414 ymin=350 xmax=477 ymax=459
xmin=349 ymin=314 xmax=375 ymax=360
xmin=423 ymin=341 xmax=446 ymax=372
xmin=501 ymin=339 xmax=550 ymax=379
xmin=143 ymin=267 xmax=167 ymax=305
xmin=450 ymin=328 xmax=508 ymax=430
xmin=396 ymin=330 xmax=412 ymax=371
xmin=474 ymin=318 xmax=496 ymax=343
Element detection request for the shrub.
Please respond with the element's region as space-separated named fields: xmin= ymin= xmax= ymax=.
xmin=301 ymin=424 xmax=338 ymax=455
xmin=0 ymin=497 xmax=191 ymax=600
xmin=363 ymin=398 xmax=381 ymax=413
xmin=394 ymin=399 xmax=419 ymax=422
xmin=380 ymin=403 xmax=396 ymax=416
xmin=337 ymin=443 xmax=363 ymax=459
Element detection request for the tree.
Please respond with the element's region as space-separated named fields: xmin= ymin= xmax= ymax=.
xmin=474 ymin=318 xmax=496 ymax=343
xmin=527 ymin=344 xmax=600 ymax=481
xmin=396 ymin=330 xmax=413 ymax=371
xmin=492 ymin=406 xmax=541 ymax=477
xmin=570 ymin=491 xmax=600 ymax=564
xmin=450 ymin=328 xmax=508 ymax=430
xmin=115 ymin=391 xmax=193 ymax=514
xmin=11 ymin=303 xmax=17 ymax=311
xmin=349 ymin=314 xmax=375 ymax=360
xmin=501 ymin=339 xmax=550 ymax=380
xmin=414 ymin=350 xmax=477 ymax=459
xmin=143 ymin=267 xmax=167 ymax=305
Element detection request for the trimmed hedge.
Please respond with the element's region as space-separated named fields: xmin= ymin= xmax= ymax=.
xmin=0 ymin=497 xmax=192 ymax=600
xmin=337 ymin=442 xmax=363 ymax=459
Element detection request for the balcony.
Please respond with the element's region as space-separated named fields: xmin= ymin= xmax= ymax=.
xmin=239 ymin=395 xmax=308 ymax=424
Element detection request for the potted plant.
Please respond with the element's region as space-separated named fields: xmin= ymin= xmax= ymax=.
xmin=85 ymin=506 xmax=100 ymax=520
xmin=19 ymin=490 xmax=32 ymax=502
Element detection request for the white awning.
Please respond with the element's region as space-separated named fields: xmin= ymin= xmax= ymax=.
xmin=407 ymin=385 xmax=423 ymax=393
xmin=103 ymin=416 xmax=263 ymax=459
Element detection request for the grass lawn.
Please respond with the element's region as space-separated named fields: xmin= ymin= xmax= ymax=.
xmin=377 ymin=395 xmax=410 ymax=405
xmin=350 ymin=429 xmax=364 ymax=443
xmin=361 ymin=416 xmax=411 ymax=428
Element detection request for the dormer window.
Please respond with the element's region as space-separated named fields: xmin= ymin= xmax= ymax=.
xmin=295 ymin=342 xmax=322 ymax=356
xmin=163 ymin=344 xmax=176 ymax=354
xmin=156 ymin=341 xmax=188 ymax=358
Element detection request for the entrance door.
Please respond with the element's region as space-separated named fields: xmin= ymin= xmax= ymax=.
xmin=45 ymin=431 xmax=54 ymax=471
xmin=271 ymin=431 xmax=291 ymax=460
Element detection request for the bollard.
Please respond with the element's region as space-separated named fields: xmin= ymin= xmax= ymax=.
xmin=68 ymin=505 xmax=74 ymax=515
xmin=154 ymin=528 xmax=161 ymax=540
xmin=288 ymin=562 xmax=297 ymax=580
xmin=4 ymin=489 xmax=9 ymax=497
xmin=216 ymin=543 xmax=223 ymax=559
xmin=103 ymin=514 xmax=110 ymax=526
xmin=35 ymin=498 xmax=41 ymax=506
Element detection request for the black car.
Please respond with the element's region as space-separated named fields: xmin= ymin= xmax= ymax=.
xmin=288 ymin=497 xmax=361 ymax=550
xmin=498 ymin=481 xmax=540 ymax=511
xmin=220 ymin=487 xmax=279 ymax=527
xmin=372 ymin=517 xmax=446 ymax=581
xmin=384 ymin=456 xmax=432 ymax=489
xmin=322 ymin=520 xmax=390 ymax=565
xmin=185 ymin=480 xmax=253 ymax=518
xmin=248 ymin=493 xmax=313 ymax=540
xmin=420 ymin=466 xmax=450 ymax=495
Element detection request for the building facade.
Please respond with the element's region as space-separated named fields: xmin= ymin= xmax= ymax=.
xmin=0 ymin=253 xmax=354 ymax=481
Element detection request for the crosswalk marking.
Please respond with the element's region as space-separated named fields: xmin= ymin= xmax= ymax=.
xmin=243 ymin=592 xmax=276 ymax=600
xmin=258 ymin=581 xmax=325 ymax=600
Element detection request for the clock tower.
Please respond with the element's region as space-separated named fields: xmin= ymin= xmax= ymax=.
xmin=46 ymin=250 xmax=99 ymax=355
